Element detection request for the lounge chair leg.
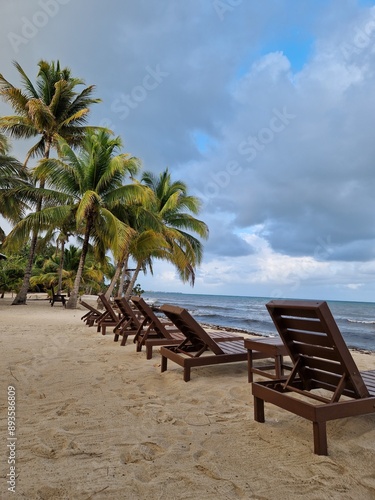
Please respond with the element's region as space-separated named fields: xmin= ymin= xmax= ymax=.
xmin=136 ymin=342 xmax=142 ymax=352
xmin=247 ymin=350 xmax=253 ymax=383
xmin=254 ymin=396 xmax=265 ymax=423
xmin=274 ymin=355 xmax=283 ymax=378
xmin=161 ymin=355 xmax=167 ymax=373
xmin=121 ymin=335 xmax=128 ymax=346
xmin=313 ymin=421 xmax=328 ymax=455
xmin=114 ymin=334 xmax=119 ymax=342
xmin=183 ymin=367 xmax=191 ymax=382
xmin=146 ymin=345 xmax=152 ymax=360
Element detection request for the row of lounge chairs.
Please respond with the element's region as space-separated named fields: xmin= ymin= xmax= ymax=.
xmin=79 ymin=296 xmax=375 ymax=456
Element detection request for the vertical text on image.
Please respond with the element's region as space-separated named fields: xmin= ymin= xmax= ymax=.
xmin=7 ymin=386 xmax=16 ymax=493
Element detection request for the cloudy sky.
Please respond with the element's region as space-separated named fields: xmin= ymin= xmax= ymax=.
xmin=2 ymin=0 xmax=375 ymax=301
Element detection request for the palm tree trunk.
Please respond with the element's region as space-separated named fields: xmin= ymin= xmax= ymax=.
xmin=104 ymin=259 xmax=123 ymax=299
xmin=66 ymin=224 xmax=91 ymax=309
xmin=11 ymin=139 xmax=51 ymax=305
xmin=57 ymin=240 xmax=65 ymax=293
xmin=118 ymin=255 xmax=130 ymax=296
xmin=124 ymin=261 xmax=142 ymax=299
xmin=11 ymin=231 xmax=38 ymax=305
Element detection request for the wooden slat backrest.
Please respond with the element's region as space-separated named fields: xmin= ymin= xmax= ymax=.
xmin=362 ymin=372 xmax=375 ymax=395
xmin=131 ymin=296 xmax=174 ymax=339
xmin=266 ymin=300 xmax=370 ymax=399
xmin=80 ymin=300 xmax=100 ymax=315
xmin=98 ymin=294 xmax=119 ymax=322
xmin=114 ymin=297 xmax=140 ymax=327
xmin=160 ymin=304 xmax=225 ymax=355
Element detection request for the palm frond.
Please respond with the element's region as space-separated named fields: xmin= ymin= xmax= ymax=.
xmin=13 ymin=61 xmax=39 ymax=98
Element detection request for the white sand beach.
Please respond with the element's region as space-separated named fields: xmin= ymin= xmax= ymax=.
xmin=1 ymin=296 xmax=375 ymax=499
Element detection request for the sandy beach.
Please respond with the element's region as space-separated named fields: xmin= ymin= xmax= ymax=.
xmin=1 ymin=296 xmax=375 ymax=499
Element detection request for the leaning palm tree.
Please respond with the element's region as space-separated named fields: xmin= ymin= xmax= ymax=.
xmin=0 ymin=60 xmax=100 ymax=304
xmin=104 ymin=200 xmax=162 ymax=298
xmin=4 ymin=130 xmax=148 ymax=308
xmin=123 ymin=168 xmax=209 ymax=297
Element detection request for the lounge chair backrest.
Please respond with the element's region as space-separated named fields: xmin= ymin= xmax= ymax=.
xmin=114 ymin=297 xmax=140 ymax=323
xmin=160 ymin=304 xmax=225 ymax=354
xmin=80 ymin=300 xmax=100 ymax=314
xmin=131 ymin=296 xmax=174 ymax=338
xmin=266 ymin=300 xmax=369 ymax=399
xmin=98 ymin=294 xmax=119 ymax=322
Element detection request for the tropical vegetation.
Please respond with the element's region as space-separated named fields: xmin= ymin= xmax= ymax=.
xmin=0 ymin=60 xmax=208 ymax=307
xmin=0 ymin=60 xmax=100 ymax=304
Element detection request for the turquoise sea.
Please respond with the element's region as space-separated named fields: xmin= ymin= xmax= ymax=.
xmin=143 ymin=291 xmax=375 ymax=352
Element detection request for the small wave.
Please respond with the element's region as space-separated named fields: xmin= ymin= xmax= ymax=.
xmin=199 ymin=304 xmax=234 ymax=312
xmin=347 ymin=318 xmax=375 ymax=324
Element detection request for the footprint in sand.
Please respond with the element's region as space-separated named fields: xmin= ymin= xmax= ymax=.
xmin=30 ymin=429 xmax=71 ymax=459
xmin=195 ymin=464 xmax=245 ymax=497
xmin=120 ymin=441 xmax=164 ymax=464
xmin=36 ymin=485 xmax=70 ymax=499
xmin=360 ymin=475 xmax=375 ymax=490
xmin=56 ymin=398 xmax=78 ymax=416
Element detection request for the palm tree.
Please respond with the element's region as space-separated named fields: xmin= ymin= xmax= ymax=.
xmin=5 ymin=130 xmax=149 ymax=308
xmin=123 ymin=168 xmax=209 ymax=297
xmin=104 ymin=202 xmax=163 ymax=298
xmin=0 ymin=60 xmax=100 ymax=304
xmin=0 ymin=133 xmax=29 ymax=240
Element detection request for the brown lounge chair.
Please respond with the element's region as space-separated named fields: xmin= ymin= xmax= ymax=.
xmin=131 ymin=296 xmax=243 ymax=360
xmin=130 ymin=296 xmax=187 ymax=358
xmin=96 ymin=294 xmax=122 ymax=336
xmin=159 ymin=304 xmax=280 ymax=382
xmin=49 ymin=285 xmax=66 ymax=307
xmin=80 ymin=300 xmax=103 ymax=327
xmin=113 ymin=297 xmax=143 ymax=346
xmin=252 ymin=300 xmax=375 ymax=455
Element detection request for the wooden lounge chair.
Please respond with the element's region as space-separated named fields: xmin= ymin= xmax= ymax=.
xmin=131 ymin=296 xmax=243 ymax=360
xmin=80 ymin=300 xmax=103 ymax=327
xmin=130 ymin=296 xmax=186 ymax=358
xmin=159 ymin=304 xmax=280 ymax=382
xmin=49 ymin=285 xmax=66 ymax=307
xmin=96 ymin=294 xmax=122 ymax=336
xmin=252 ymin=300 xmax=375 ymax=455
xmin=113 ymin=297 xmax=143 ymax=346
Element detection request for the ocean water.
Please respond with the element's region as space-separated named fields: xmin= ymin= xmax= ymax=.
xmin=143 ymin=291 xmax=375 ymax=352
